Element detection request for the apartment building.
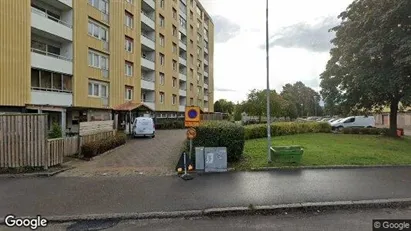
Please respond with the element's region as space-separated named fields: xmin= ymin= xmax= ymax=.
xmin=0 ymin=0 xmax=214 ymax=134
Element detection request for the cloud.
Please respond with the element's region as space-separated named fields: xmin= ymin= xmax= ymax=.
xmin=212 ymin=15 xmax=241 ymax=43
xmin=261 ymin=16 xmax=339 ymax=52
xmin=215 ymin=88 xmax=237 ymax=92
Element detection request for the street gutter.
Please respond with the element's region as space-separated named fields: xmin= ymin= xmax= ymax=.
xmin=2 ymin=198 xmax=410 ymax=224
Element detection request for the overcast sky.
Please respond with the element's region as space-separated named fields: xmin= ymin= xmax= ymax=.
xmin=200 ymin=0 xmax=353 ymax=103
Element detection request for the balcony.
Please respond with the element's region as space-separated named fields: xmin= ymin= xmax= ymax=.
xmin=31 ymin=7 xmax=72 ymax=41
xmin=179 ymin=105 xmax=186 ymax=112
xmin=141 ymin=56 xmax=155 ymax=71
xmin=179 ymin=89 xmax=187 ymax=97
xmin=141 ymin=11 xmax=155 ymax=30
xmin=31 ymin=90 xmax=73 ymax=106
xmin=179 ymin=57 xmax=187 ymax=66
xmin=204 ymin=35 xmax=208 ymax=42
xmin=179 ymin=72 xmax=187 ymax=81
xmin=180 ymin=27 xmax=187 ymax=35
xmin=31 ymin=48 xmax=73 ymax=75
xmin=204 ymin=59 xmax=208 ymax=65
xmin=141 ymin=34 xmax=155 ymax=50
xmin=204 ymin=95 xmax=208 ymax=101
xmin=141 ymin=78 xmax=155 ymax=91
xmin=142 ymin=100 xmax=155 ymax=110
xmin=142 ymin=0 xmax=155 ymax=10
xmin=204 ymin=47 xmax=209 ymax=54
xmin=179 ymin=41 xmax=187 ymax=51
xmin=204 ymin=71 xmax=208 ymax=77
xmin=204 ymin=83 xmax=209 ymax=89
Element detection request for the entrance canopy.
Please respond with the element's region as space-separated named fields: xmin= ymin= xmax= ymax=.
xmin=113 ymin=102 xmax=154 ymax=112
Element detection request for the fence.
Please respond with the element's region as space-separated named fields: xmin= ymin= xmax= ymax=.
xmin=1 ymin=114 xmax=117 ymax=169
xmin=201 ymin=113 xmax=225 ymax=121
xmin=374 ymin=113 xmax=411 ymax=129
xmin=0 ymin=114 xmax=47 ymax=168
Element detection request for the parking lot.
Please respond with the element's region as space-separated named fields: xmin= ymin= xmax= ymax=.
xmin=57 ymin=130 xmax=186 ymax=177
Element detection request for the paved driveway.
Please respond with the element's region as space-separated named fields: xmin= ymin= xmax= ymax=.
xmin=57 ymin=130 xmax=186 ymax=177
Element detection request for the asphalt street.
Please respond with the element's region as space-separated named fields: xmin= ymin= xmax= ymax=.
xmin=0 ymin=168 xmax=411 ymax=218
xmin=5 ymin=207 xmax=411 ymax=231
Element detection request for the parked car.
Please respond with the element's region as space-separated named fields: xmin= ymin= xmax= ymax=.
xmin=132 ymin=117 xmax=155 ymax=138
xmin=330 ymin=116 xmax=375 ymax=131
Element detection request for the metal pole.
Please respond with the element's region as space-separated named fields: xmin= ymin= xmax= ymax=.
xmin=183 ymin=152 xmax=187 ymax=175
xmin=189 ymin=138 xmax=193 ymax=160
xmin=266 ymin=0 xmax=272 ymax=163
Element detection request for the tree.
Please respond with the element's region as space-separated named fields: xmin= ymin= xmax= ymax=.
xmin=49 ymin=122 xmax=62 ymax=139
xmin=320 ymin=0 xmax=411 ymax=136
xmin=281 ymin=82 xmax=321 ymax=117
xmin=214 ymin=99 xmax=235 ymax=114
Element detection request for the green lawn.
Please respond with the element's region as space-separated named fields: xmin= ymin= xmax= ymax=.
xmin=232 ymin=133 xmax=411 ymax=170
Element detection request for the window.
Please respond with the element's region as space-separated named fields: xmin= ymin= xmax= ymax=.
xmin=88 ymin=50 xmax=109 ymax=70
xmin=172 ymin=77 xmax=177 ymax=87
xmin=190 ymin=83 xmax=193 ymax=91
xmin=160 ymin=72 xmax=165 ymax=85
xmin=88 ymin=81 xmax=108 ymax=97
xmin=197 ymin=33 xmax=202 ymax=43
xmin=88 ymin=0 xmax=109 ymax=14
xmin=197 ymin=86 xmax=201 ymax=94
xmin=190 ymin=0 xmax=193 ymax=6
xmin=172 ymin=8 xmax=177 ymax=19
xmin=159 ymin=33 xmax=165 ymax=46
xmin=159 ymin=53 xmax=165 ymax=66
xmin=125 ymin=61 xmax=133 ymax=76
xmin=190 ymin=54 xmax=194 ymax=64
xmin=125 ymin=11 xmax=133 ymax=28
xmin=126 ymin=0 xmax=133 ymax=4
xmin=198 ymin=72 xmax=202 ymax=82
xmin=204 ymin=40 xmax=209 ymax=49
xmin=344 ymin=117 xmax=355 ymax=123
xmin=159 ymin=14 xmax=165 ymax=27
xmin=204 ymin=27 xmax=208 ymax=36
xmin=179 ymin=16 xmax=186 ymax=28
xmin=160 ymin=0 xmax=164 ymax=8
xmin=160 ymin=92 xmax=165 ymax=104
xmin=197 ymin=19 xmax=201 ymax=29
xmin=172 ymin=60 xmax=177 ymax=71
xmin=88 ymin=20 xmax=108 ymax=41
xmin=190 ymin=40 xmax=194 ymax=48
xmin=172 ymin=43 xmax=177 ymax=53
xmin=190 ymin=68 xmax=194 ymax=78
xmin=125 ymin=86 xmax=133 ymax=100
xmin=197 ymin=46 xmax=202 ymax=57
xmin=172 ymin=25 xmax=177 ymax=37
xmin=125 ymin=36 xmax=133 ymax=52
xmin=31 ymin=69 xmax=73 ymax=92
xmin=196 ymin=5 xmax=201 ymax=15
xmin=190 ymin=10 xmax=193 ymax=19
xmin=197 ymin=59 xmax=202 ymax=68
xmin=190 ymin=97 xmax=194 ymax=105
xmin=172 ymin=94 xmax=177 ymax=105
xmin=190 ymin=25 xmax=194 ymax=34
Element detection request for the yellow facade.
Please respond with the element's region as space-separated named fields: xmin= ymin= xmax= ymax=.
xmin=0 ymin=0 xmax=214 ymax=113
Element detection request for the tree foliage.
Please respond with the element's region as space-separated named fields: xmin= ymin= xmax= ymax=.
xmin=214 ymin=99 xmax=235 ymax=114
xmin=281 ymin=82 xmax=322 ymax=117
xmin=320 ymin=0 xmax=411 ymax=136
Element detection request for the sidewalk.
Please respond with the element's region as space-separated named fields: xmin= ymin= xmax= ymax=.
xmin=1 ymin=167 xmax=411 ymax=218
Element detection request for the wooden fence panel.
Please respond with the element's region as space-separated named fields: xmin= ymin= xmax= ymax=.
xmin=0 ymin=114 xmax=47 ymax=168
xmin=79 ymin=120 xmax=114 ymax=136
xmin=80 ymin=130 xmax=116 ymax=147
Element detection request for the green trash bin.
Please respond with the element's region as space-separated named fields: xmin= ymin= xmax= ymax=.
xmin=270 ymin=145 xmax=304 ymax=163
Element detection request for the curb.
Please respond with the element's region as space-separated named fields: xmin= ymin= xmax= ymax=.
xmin=0 ymin=166 xmax=75 ymax=178
xmin=3 ymin=198 xmax=410 ymax=224
xmin=229 ymin=165 xmax=411 ymax=172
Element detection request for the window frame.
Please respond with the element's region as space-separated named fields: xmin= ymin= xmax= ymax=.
xmin=125 ymin=61 xmax=133 ymax=76
xmin=125 ymin=86 xmax=133 ymax=100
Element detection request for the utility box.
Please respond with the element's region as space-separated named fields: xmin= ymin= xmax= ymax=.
xmin=204 ymin=147 xmax=228 ymax=172
xmin=195 ymin=147 xmax=205 ymax=171
xmin=270 ymin=146 xmax=304 ymax=163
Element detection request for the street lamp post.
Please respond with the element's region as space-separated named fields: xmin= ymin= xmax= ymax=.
xmin=265 ymin=0 xmax=271 ymax=163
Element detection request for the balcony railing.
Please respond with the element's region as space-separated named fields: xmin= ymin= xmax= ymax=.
xmin=141 ymin=33 xmax=155 ymax=42
xmin=31 ymin=7 xmax=72 ymax=28
xmin=31 ymin=87 xmax=72 ymax=93
xmin=142 ymin=99 xmax=155 ymax=103
xmin=142 ymin=75 xmax=155 ymax=82
xmin=141 ymin=10 xmax=155 ymax=21
xmin=180 ymin=39 xmax=187 ymax=45
xmin=31 ymin=48 xmax=72 ymax=61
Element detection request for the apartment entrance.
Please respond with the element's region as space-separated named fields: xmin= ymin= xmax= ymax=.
xmin=26 ymin=105 xmax=68 ymax=137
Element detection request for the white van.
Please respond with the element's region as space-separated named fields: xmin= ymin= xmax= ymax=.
xmin=331 ymin=116 xmax=375 ymax=130
xmin=132 ymin=117 xmax=155 ymax=138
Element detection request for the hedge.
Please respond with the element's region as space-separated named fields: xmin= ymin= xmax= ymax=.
xmin=82 ymin=133 xmax=127 ymax=159
xmin=342 ymin=127 xmax=390 ymax=135
xmin=187 ymin=121 xmax=245 ymax=162
xmin=155 ymin=118 xmax=185 ymax=130
xmin=244 ymin=122 xmax=332 ymax=140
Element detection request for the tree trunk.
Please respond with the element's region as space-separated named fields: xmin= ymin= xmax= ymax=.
xmin=388 ymin=99 xmax=399 ymax=137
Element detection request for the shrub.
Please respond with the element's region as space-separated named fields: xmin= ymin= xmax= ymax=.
xmin=155 ymin=118 xmax=185 ymax=130
xmin=188 ymin=121 xmax=245 ymax=162
xmin=341 ymin=127 xmax=390 ymax=135
xmin=244 ymin=122 xmax=332 ymax=140
xmin=81 ymin=133 xmax=127 ymax=159
xmin=48 ymin=122 xmax=62 ymax=139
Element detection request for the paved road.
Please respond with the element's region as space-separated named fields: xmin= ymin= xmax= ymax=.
xmin=25 ymin=207 xmax=411 ymax=231
xmin=1 ymin=168 xmax=411 ymax=218
xmin=58 ymin=130 xmax=186 ymax=177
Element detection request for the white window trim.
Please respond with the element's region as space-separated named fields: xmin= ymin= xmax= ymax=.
xmin=160 ymin=54 xmax=165 ymax=66
xmin=125 ymin=62 xmax=133 ymax=76
xmin=125 ymin=13 xmax=133 ymax=28
xmin=88 ymin=51 xmax=109 ymax=70
xmin=88 ymin=20 xmax=108 ymax=41
xmin=125 ymin=87 xmax=133 ymax=100
xmin=125 ymin=38 xmax=133 ymax=52
xmin=160 ymin=73 xmax=165 ymax=85
xmin=160 ymin=92 xmax=165 ymax=104
xmin=172 ymin=95 xmax=177 ymax=105
xmin=88 ymin=80 xmax=108 ymax=98
xmin=172 ymin=78 xmax=177 ymax=88
xmin=159 ymin=35 xmax=165 ymax=47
